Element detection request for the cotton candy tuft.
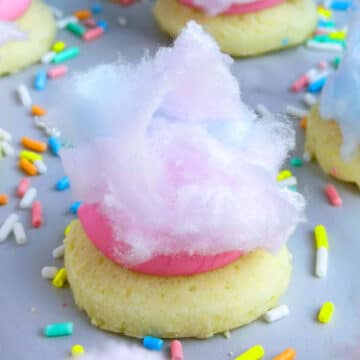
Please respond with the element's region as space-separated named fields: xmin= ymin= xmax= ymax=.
xmin=0 ymin=21 xmax=27 ymax=46
xmin=54 ymin=21 xmax=305 ymax=265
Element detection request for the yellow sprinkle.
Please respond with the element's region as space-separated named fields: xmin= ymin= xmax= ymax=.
xmin=277 ymin=170 xmax=292 ymax=182
xmin=52 ymin=268 xmax=67 ymax=288
xmin=318 ymin=302 xmax=334 ymax=323
xmin=235 ymin=345 xmax=265 ymax=360
xmin=72 ymin=344 xmax=85 ymax=357
xmin=52 ymin=41 xmax=66 ymax=53
xmin=314 ymin=225 xmax=329 ymax=249
xmin=329 ymin=31 xmax=346 ymax=40
xmin=19 ymin=150 xmax=43 ymax=162
xmin=317 ymin=6 xmax=332 ymax=18
xmin=64 ymin=220 xmax=76 ymax=236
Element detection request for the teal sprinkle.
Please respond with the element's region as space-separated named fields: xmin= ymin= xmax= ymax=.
xmin=289 ymin=185 xmax=298 ymax=192
xmin=281 ymin=38 xmax=289 ymax=46
xmin=290 ymin=157 xmax=304 ymax=167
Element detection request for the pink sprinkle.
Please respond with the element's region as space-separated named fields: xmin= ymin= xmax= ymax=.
xmin=318 ymin=61 xmax=328 ymax=69
xmin=83 ymin=18 xmax=97 ymax=28
xmin=32 ymin=200 xmax=43 ymax=228
xmin=171 ymin=340 xmax=183 ymax=360
xmin=316 ymin=29 xmax=328 ymax=35
xmin=83 ymin=27 xmax=104 ymax=42
xmin=331 ymin=167 xmax=338 ymax=176
xmin=47 ymin=65 xmax=68 ymax=79
xmin=291 ymin=75 xmax=308 ymax=92
xmin=325 ymin=184 xmax=342 ymax=207
xmin=118 ymin=0 xmax=137 ymax=5
xmin=17 ymin=178 xmax=30 ymax=198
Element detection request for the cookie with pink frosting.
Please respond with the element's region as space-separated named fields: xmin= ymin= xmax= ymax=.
xmin=153 ymin=0 xmax=317 ymax=56
xmin=0 ymin=0 xmax=56 ymax=75
xmin=60 ymin=22 xmax=305 ymax=338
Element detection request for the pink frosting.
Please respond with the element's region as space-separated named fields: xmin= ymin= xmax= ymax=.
xmin=0 ymin=0 xmax=31 ymax=21
xmin=78 ymin=204 xmax=243 ymax=276
xmin=178 ymin=0 xmax=285 ymax=15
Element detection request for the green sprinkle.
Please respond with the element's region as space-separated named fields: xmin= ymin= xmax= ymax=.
xmin=290 ymin=157 xmax=304 ymax=167
xmin=313 ymin=35 xmax=346 ymax=47
xmin=333 ymin=56 xmax=341 ymax=68
xmin=52 ymin=47 xmax=80 ymax=64
xmin=44 ymin=322 xmax=73 ymax=337
xmin=66 ymin=22 xmax=85 ymax=37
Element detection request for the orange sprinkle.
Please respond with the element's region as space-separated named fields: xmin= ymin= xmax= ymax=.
xmin=19 ymin=158 xmax=38 ymax=176
xmin=21 ymin=137 xmax=47 ymax=153
xmin=31 ymin=105 xmax=47 ymax=117
xmin=300 ymin=116 xmax=307 ymax=129
xmin=272 ymin=348 xmax=296 ymax=360
xmin=0 ymin=194 xmax=9 ymax=206
xmin=73 ymin=9 xmax=92 ymax=20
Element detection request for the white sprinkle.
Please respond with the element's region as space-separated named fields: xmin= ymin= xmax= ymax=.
xmin=264 ymin=304 xmax=290 ymax=323
xmin=13 ymin=222 xmax=27 ymax=245
xmin=0 ymin=141 xmax=15 ymax=156
xmin=223 ymin=330 xmax=231 ymax=339
xmin=303 ymin=151 xmax=312 ymax=163
xmin=305 ymin=68 xmax=318 ymax=79
xmin=303 ymin=93 xmax=317 ymax=107
xmin=49 ymin=6 xmax=63 ymax=19
xmin=308 ymin=70 xmax=329 ymax=85
xmin=16 ymin=84 xmax=32 ymax=107
xmin=306 ymin=40 xmax=343 ymax=52
xmin=52 ymin=244 xmax=65 ymax=259
xmin=34 ymin=160 xmax=47 ymax=174
xmin=117 ymin=16 xmax=127 ymax=26
xmin=41 ymin=266 xmax=59 ymax=279
xmin=41 ymin=51 xmax=56 ymax=65
xmin=45 ymin=127 xmax=61 ymax=137
xmin=0 ymin=128 xmax=12 ymax=142
xmin=0 ymin=213 xmax=19 ymax=242
xmin=285 ymin=105 xmax=308 ymax=119
xmin=316 ymin=247 xmax=328 ymax=278
xmin=255 ymin=104 xmax=272 ymax=118
xmin=20 ymin=187 xmax=37 ymax=209
xmin=278 ymin=176 xmax=297 ymax=187
xmin=57 ymin=16 xmax=78 ymax=29
xmin=33 ymin=118 xmax=48 ymax=130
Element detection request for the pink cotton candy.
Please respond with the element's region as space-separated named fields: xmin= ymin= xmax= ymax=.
xmin=55 ymin=22 xmax=305 ymax=267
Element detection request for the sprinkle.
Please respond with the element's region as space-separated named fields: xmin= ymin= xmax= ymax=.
xmin=52 ymin=41 xmax=66 ymax=53
xmin=44 ymin=322 xmax=73 ymax=337
xmin=171 ymin=340 xmax=183 ymax=360
xmin=307 ymin=74 xmax=328 ymax=93
xmin=330 ymin=0 xmax=353 ymax=10
xmin=47 ymin=65 xmax=68 ymax=79
xmin=52 ymin=47 xmax=80 ymax=64
xmin=235 ymin=345 xmax=265 ymax=360
xmin=16 ymin=84 xmax=32 ymax=107
xmin=318 ymin=302 xmax=335 ymax=323
xmin=333 ymin=56 xmax=342 ymax=68
xmin=96 ymin=20 xmax=108 ymax=31
xmin=0 ymin=213 xmax=19 ymax=242
xmin=52 ymin=244 xmax=65 ymax=259
xmin=17 ymin=178 xmax=31 ymax=198
xmin=314 ymin=225 xmax=329 ymax=278
xmin=143 ymin=336 xmax=164 ymax=351
xmin=13 ymin=222 xmax=27 ymax=245
xmin=31 ymin=105 xmax=47 ymax=117
xmin=0 ymin=128 xmax=12 ymax=142
xmin=83 ymin=18 xmax=97 ymax=28
xmin=303 ymin=93 xmax=317 ymax=107
xmin=272 ymin=348 xmax=296 ymax=360
xmin=300 ymin=116 xmax=307 ymax=129
xmin=57 ymin=16 xmax=78 ymax=29
xmin=20 ymin=187 xmax=37 ymax=208
xmin=19 ymin=158 xmax=38 ymax=176
xmin=32 ymin=201 xmax=43 ymax=228
xmin=314 ymin=225 xmax=329 ymax=249
xmin=0 ymin=194 xmax=9 ymax=206
xmin=264 ymin=304 xmax=290 ymax=323
xmin=64 ymin=221 xmax=75 ymax=236
xmin=41 ymin=51 xmax=56 ymax=64
xmin=48 ymin=136 xmax=62 ymax=156
xmin=21 ymin=137 xmax=47 ymax=153
xmin=325 ymin=184 xmax=342 ymax=206
xmin=302 ymin=151 xmax=312 ymax=162
xmin=277 ymin=170 xmax=292 ymax=181
xmin=91 ymin=4 xmax=102 ymax=14
xmin=117 ymin=16 xmax=128 ymax=26
xmin=317 ymin=6 xmax=332 ymax=18
xmin=19 ymin=153 xmax=39 ymax=167
xmin=56 ymin=176 xmax=70 ymax=191
xmin=72 ymin=344 xmax=85 ymax=357
xmin=74 ymin=9 xmax=92 ymax=20
xmin=66 ymin=22 xmax=86 ymax=37
xmin=329 ymin=30 xmax=346 ymax=40
xmin=52 ymin=268 xmax=67 ymax=288
xmin=34 ymin=160 xmax=47 ymax=174
xmin=49 ymin=6 xmax=63 ymax=19
xmin=34 ymin=70 xmax=47 ymax=91
xmin=0 ymin=141 xmax=14 ymax=156
xmin=83 ymin=27 xmax=104 ymax=41
xmin=277 ymin=176 xmax=297 ymax=188
xmin=290 ymin=157 xmax=304 ymax=167
xmin=318 ymin=60 xmax=328 ymax=69
xmin=41 ymin=266 xmax=59 ymax=279
xmin=285 ymin=105 xmax=308 ymax=119
xmin=70 ymin=201 xmax=82 ymax=214
xmin=306 ymin=40 xmax=343 ymax=52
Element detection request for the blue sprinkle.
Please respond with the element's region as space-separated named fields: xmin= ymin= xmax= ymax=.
xmin=56 ymin=176 xmax=70 ymax=191
xmin=308 ymin=77 xmax=327 ymax=93
xmin=91 ymin=4 xmax=102 ymax=14
xmin=69 ymin=201 xmax=82 ymax=214
xmin=143 ymin=336 xmax=164 ymax=351
xmin=48 ymin=136 xmax=62 ymax=156
xmin=97 ymin=20 xmax=108 ymax=31
xmin=34 ymin=70 xmax=47 ymax=91
xmin=330 ymin=0 xmax=353 ymax=10
xmin=318 ymin=20 xmax=335 ymax=28
xmin=281 ymin=38 xmax=289 ymax=46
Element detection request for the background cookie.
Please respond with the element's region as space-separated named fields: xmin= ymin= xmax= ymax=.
xmin=153 ymin=0 xmax=317 ymax=56
xmin=0 ymin=0 xmax=56 ymax=75
xmin=65 ymin=220 xmax=292 ymax=339
xmin=306 ymin=105 xmax=360 ymax=188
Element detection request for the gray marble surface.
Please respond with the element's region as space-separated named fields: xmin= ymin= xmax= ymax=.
xmin=0 ymin=1 xmax=359 ymax=359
